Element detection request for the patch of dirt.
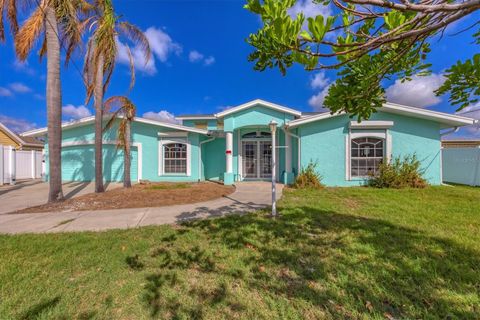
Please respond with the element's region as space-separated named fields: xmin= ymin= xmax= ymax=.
xmin=14 ymin=182 xmax=235 ymax=214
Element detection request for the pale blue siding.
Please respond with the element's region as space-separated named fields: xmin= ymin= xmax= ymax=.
xmin=43 ymin=102 xmax=446 ymax=187
xmin=61 ymin=145 xmax=138 ymax=182
xmin=299 ymin=112 xmax=442 ymax=186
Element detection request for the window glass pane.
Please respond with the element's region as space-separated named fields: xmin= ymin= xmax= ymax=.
xmin=164 ymin=142 xmax=187 ymax=174
xmin=351 ymin=137 xmax=384 ymax=177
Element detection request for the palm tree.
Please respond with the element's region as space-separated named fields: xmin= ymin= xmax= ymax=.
xmin=104 ymin=96 xmax=136 ymax=188
xmin=0 ymin=0 xmax=19 ymax=42
xmin=84 ymin=0 xmax=150 ymax=193
xmin=13 ymin=0 xmax=88 ymax=202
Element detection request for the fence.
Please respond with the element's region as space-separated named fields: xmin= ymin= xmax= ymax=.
xmin=0 ymin=145 xmax=44 ymax=185
xmin=442 ymin=147 xmax=480 ymax=186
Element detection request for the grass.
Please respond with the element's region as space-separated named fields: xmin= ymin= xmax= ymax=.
xmin=148 ymin=183 xmax=190 ymax=190
xmin=1 ymin=186 xmax=479 ymax=319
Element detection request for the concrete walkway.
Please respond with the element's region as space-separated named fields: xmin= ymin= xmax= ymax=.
xmin=0 ymin=182 xmax=283 ymax=234
xmin=0 ymin=180 xmax=121 ymax=214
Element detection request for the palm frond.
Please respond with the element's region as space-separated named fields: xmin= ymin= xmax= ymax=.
xmin=14 ymin=6 xmax=44 ymax=61
xmin=55 ymin=0 xmax=84 ymax=66
xmin=7 ymin=0 xmax=19 ymax=35
xmin=126 ymin=44 xmax=135 ymax=92
xmin=39 ymin=32 xmax=47 ymax=59
xmin=103 ymin=95 xmax=137 ymax=150
xmin=118 ymin=21 xmax=151 ymax=65
xmin=0 ymin=0 xmax=6 ymax=41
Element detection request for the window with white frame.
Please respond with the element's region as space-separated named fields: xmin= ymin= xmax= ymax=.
xmin=350 ymin=137 xmax=384 ymax=177
xmin=163 ymin=143 xmax=187 ymax=174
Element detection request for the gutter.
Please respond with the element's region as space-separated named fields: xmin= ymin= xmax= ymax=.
xmin=282 ymin=126 xmax=301 ymax=172
xmin=198 ymin=136 xmax=216 ymax=182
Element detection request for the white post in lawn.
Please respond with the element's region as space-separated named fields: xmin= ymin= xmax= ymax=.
xmin=226 ymin=131 xmax=233 ymax=174
xmin=269 ymin=120 xmax=278 ymax=217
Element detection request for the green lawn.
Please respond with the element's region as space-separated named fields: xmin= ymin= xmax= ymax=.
xmin=1 ymin=186 xmax=479 ymax=319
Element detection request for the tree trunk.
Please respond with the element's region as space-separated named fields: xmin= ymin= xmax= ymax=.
xmin=45 ymin=5 xmax=64 ymax=202
xmin=124 ymin=120 xmax=132 ymax=188
xmin=94 ymin=53 xmax=105 ymax=193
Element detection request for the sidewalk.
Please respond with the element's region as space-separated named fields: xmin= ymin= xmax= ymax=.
xmin=0 ymin=182 xmax=283 ymax=234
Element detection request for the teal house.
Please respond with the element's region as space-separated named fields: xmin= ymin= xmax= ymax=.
xmin=22 ymin=99 xmax=475 ymax=186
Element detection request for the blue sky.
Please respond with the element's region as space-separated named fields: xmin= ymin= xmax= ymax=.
xmin=0 ymin=0 xmax=479 ymax=138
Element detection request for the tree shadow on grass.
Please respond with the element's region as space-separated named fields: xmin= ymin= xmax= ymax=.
xmin=20 ymin=296 xmax=60 ymax=320
xmin=135 ymin=207 xmax=480 ymax=319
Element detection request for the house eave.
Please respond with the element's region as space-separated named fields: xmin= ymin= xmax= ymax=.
xmin=215 ymin=99 xmax=302 ymax=118
xmin=285 ymin=103 xmax=475 ymax=129
xmin=21 ymin=115 xmax=209 ymax=137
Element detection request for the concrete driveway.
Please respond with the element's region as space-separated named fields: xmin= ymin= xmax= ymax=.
xmin=0 ymin=180 xmax=121 ymax=215
xmin=0 ymin=181 xmax=283 ymax=234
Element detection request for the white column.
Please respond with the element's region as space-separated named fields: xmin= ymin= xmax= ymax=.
xmin=0 ymin=145 xmax=4 ymax=185
xmin=285 ymin=133 xmax=292 ymax=173
xmin=271 ymin=127 xmax=277 ymax=216
xmin=9 ymin=146 xmax=16 ymax=185
xmin=226 ymin=131 xmax=233 ymax=173
xmin=31 ymin=150 xmax=36 ymax=179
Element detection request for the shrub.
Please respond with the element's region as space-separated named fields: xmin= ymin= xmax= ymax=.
xmin=293 ymin=162 xmax=323 ymax=189
xmin=369 ymin=154 xmax=428 ymax=188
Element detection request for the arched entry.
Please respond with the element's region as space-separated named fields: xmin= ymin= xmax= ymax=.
xmin=241 ymin=130 xmax=272 ymax=179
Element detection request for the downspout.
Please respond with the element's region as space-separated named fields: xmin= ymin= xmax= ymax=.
xmin=439 ymin=127 xmax=459 ymax=185
xmin=283 ymin=126 xmax=301 ymax=173
xmin=198 ymin=136 xmax=216 ymax=182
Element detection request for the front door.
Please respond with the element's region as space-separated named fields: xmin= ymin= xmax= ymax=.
xmin=242 ymin=140 xmax=272 ymax=179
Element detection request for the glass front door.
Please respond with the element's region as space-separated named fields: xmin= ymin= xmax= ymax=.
xmin=242 ymin=140 xmax=272 ymax=179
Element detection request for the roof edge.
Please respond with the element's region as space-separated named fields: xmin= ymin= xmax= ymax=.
xmin=286 ymin=103 xmax=476 ymax=128
xmin=215 ymin=99 xmax=302 ymax=118
xmin=21 ymin=115 xmax=209 ymax=137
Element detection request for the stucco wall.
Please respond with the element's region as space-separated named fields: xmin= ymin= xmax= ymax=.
xmin=47 ymin=120 xmax=204 ymax=183
xmin=299 ymin=112 xmax=442 ymax=186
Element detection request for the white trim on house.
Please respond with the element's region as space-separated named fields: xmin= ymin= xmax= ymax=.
xmin=158 ymin=137 xmax=191 ymax=177
xmin=158 ymin=131 xmax=189 ymax=137
xmin=349 ymin=120 xmax=394 ymax=129
xmin=215 ymin=99 xmax=302 ymax=118
xmin=176 ymin=115 xmax=216 ymax=120
xmin=22 ymin=115 xmax=208 ymax=137
xmin=286 ymin=103 xmax=475 ymax=129
xmin=61 ymin=140 xmax=143 ymax=181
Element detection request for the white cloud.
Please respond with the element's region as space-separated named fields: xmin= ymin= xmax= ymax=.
xmin=33 ymin=94 xmax=45 ymax=100
xmin=0 ymin=114 xmax=37 ymax=133
xmin=217 ymin=105 xmax=234 ymax=111
xmin=189 ymin=50 xmax=215 ymax=66
xmin=62 ymin=104 xmax=92 ymax=120
xmin=116 ymin=26 xmax=181 ymax=75
xmin=189 ymin=50 xmax=204 ymax=62
xmin=13 ymin=59 xmax=35 ymax=76
xmin=456 ymin=103 xmax=480 ymax=136
xmin=204 ymin=56 xmax=215 ymax=66
xmin=0 ymin=87 xmax=13 ymax=97
xmin=288 ymin=0 xmax=332 ymax=18
xmin=308 ymin=71 xmax=332 ymax=111
xmin=146 ymin=27 xmax=182 ymax=62
xmin=9 ymin=82 xmax=32 ymax=93
xmin=142 ymin=110 xmax=180 ymax=124
xmin=310 ymin=71 xmax=329 ymax=89
xmin=308 ymin=84 xmax=331 ymax=112
xmin=385 ymin=73 xmax=445 ymax=108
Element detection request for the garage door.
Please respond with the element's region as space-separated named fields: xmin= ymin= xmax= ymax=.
xmin=61 ymin=144 xmax=138 ymax=182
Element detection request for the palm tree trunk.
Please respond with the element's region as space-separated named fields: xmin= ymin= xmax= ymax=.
xmin=124 ymin=120 xmax=132 ymax=188
xmin=45 ymin=5 xmax=63 ymax=202
xmin=94 ymin=52 xmax=105 ymax=193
